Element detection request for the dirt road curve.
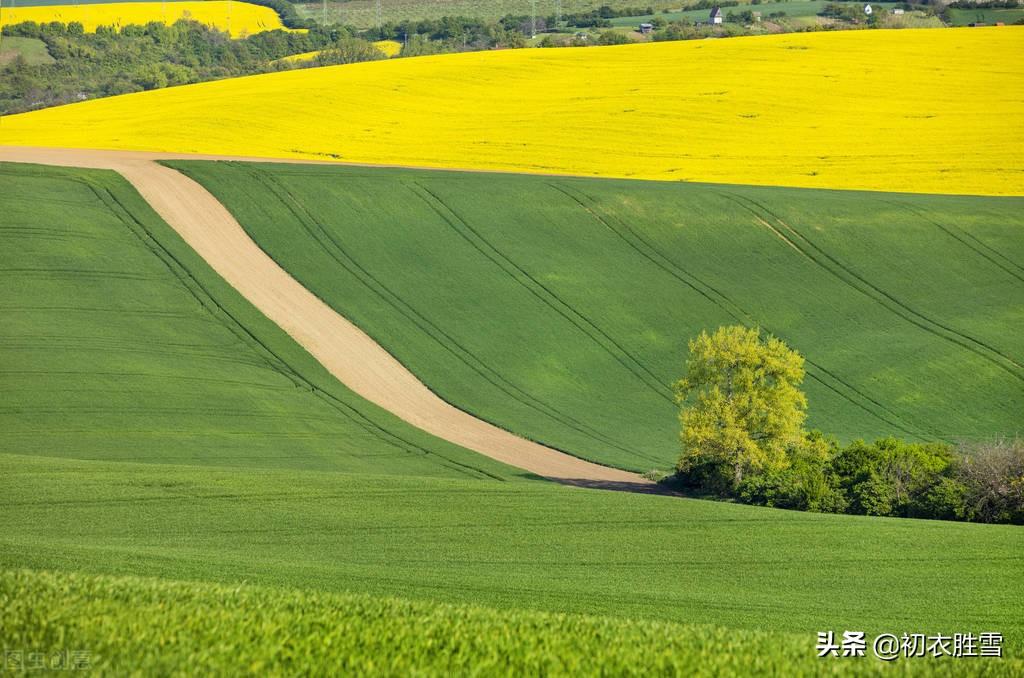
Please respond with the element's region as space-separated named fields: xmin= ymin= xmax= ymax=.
xmin=1 ymin=146 xmax=661 ymax=493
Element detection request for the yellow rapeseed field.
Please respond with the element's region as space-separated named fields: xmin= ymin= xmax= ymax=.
xmin=0 ymin=1 xmax=288 ymax=37
xmin=2 ymin=27 xmax=1021 ymax=195
xmin=373 ymin=39 xmax=402 ymax=57
xmin=276 ymin=50 xmax=322 ymax=64
xmin=276 ymin=41 xmax=401 ymax=63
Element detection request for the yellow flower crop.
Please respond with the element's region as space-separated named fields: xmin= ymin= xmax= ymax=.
xmin=276 ymin=50 xmax=321 ymax=64
xmin=373 ymin=40 xmax=402 ymax=57
xmin=276 ymin=41 xmax=401 ymax=64
xmin=0 ymin=1 xmax=289 ymax=38
xmin=2 ymin=27 xmax=1020 ymax=195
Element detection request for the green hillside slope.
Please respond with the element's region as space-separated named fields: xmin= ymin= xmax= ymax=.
xmin=171 ymin=161 xmax=1024 ymax=472
xmin=1 ymin=161 xmax=1021 ymax=672
xmin=0 ymin=162 xmax=517 ymax=480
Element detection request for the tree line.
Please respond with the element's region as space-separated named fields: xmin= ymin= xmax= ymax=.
xmin=0 ymin=20 xmax=384 ymax=114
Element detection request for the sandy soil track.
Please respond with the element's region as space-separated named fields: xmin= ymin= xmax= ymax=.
xmin=1 ymin=146 xmax=660 ymax=492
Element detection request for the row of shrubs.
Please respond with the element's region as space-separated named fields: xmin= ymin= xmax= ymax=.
xmin=674 ymin=435 xmax=1023 ymax=524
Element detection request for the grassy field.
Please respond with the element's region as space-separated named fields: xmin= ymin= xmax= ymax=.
xmin=0 ymin=1 xmax=292 ymax=37
xmin=5 ymin=568 xmax=1020 ymax=676
xmin=2 ymin=28 xmax=1021 ymax=195
xmin=0 ymin=35 xmax=53 ymax=66
xmin=1 ymin=163 xmax=1021 ymax=673
xmin=169 ymin=161 xmax=1024 ymax=472
xmin=3 ymin=453 xmax=1023 ymax=659
xmin=607 ymin=1 xmax=941 ymax=27
xmin=606 ymin=0 xmax=861 ymax=25
xmin=0 ymin=161 xmax=518 ymax=479
xmin=946 ymin=7 xmax=1024 ymax=25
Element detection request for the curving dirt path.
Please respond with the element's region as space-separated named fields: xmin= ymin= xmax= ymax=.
xmin=0 ymin=146 xmax=661 ymax=493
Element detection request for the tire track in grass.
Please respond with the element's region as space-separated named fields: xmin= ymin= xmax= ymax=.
xmin=727 ymin=192 xmax=1024 ymax=381
xmin=880 ymin=198 xmax=1024 ymax=285
xmin=85 ymin=176 xmax=508 ymax=481
xmin=551 ymin=182 xmax=927 ymax=438
xmin=238 ymin=165 xmax=661 ymax=466
xmin=408 ymin=181 xmax=674 ymax=402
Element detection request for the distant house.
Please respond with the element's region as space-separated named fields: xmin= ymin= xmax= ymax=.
xmin=753 ymin=10 xmax=762 ymax=21
xmin=709 ymin=7 xmax=723 ymax=24
xmin=891 ymin=7 xmax=904 ymax=14
xmin=863 ymin=4 xmax=873 ymax=15
xmin=639 ymin=22 xmax=654 ymax=34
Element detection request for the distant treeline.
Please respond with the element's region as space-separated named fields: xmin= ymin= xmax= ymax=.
xmin=946 ymin=0 xmax=1021 ymax=7
xmin=0 ymin=20 xmax=382 ymax=114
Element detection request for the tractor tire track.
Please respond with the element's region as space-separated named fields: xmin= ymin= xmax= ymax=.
xmin=89 ymin=175 xmax=512 ymax=482
xmin=880 ymin=198 xmax=1024 ymax=285
xmin=239 ymin=165 xmax=659 ymax=465
xmin=726 ymin=192 xmax=1024 ymax=381
xmin=553 ymin=182 xmax=927 ymax=438
xmin=408 ymin=181 xmax=674 ymax=401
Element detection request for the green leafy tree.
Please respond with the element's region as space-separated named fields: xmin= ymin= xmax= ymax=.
xmin=675 ymin=326 xmax=807 ymax=489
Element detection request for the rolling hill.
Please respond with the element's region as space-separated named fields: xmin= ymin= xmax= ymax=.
xmin=0 ymin=1 xmax=291 ymax=37
xmin=0 ymin=161 xmax=516 ymax=479
xmin=170 ymin=160 xmax=1024 ymax=471
xmin=1 ymin=27 xmax=1021 ymax=195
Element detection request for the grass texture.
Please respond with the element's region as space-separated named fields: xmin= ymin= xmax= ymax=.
xmin=0 ymin=161 xmax=519 ymax=480
xmin=2 ymin=453 xmax=1023 ymax=656
xmin=4 ymin=568 xmax=1020 ymax=676
xmin=171 ymin=161 xmax=1024 ymax=472
xmin=2 ymin=28 xmax=1021 ymax=194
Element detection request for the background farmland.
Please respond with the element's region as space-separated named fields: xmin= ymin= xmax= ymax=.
xmin=3 ymin=28 xmax=1019 ymax=195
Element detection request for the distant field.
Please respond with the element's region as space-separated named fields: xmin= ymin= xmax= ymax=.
xmin=0 ymin=162 xmax=516 ymax=479
xmin=0 ymin=36 xmax=53 ymax=66
xmin=946 ymin=7 xmax=1024 ymax=25
xmin=171 ymin=161 xmax=1024 ymax=472
xmin=296 ymin=0 xmax=680 ymax=28
xmin=2 ymin=28 xmax=1021 ymax=195
xmin=274 ymin=40 xmax=401 ymax=63
xmin=0 ymin=1 xmax=291 ymax=37
xmin=606 ymin=0 xmax=873 ymax=25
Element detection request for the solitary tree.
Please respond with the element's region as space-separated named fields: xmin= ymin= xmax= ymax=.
xmin=675 ymin=326 xmax=807 ymax=488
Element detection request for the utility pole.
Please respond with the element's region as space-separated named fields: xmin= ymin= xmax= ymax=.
xmin=376 ymin=0 xmax=382 ymax=29
xmin=531 ymin=0 xmax=537 ymax=38
xmin=322 ymin=0 xmax=326 ymax=25
xmin=556 ymin=0 xmax=561 ymax=26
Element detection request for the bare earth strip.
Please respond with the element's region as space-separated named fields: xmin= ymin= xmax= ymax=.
xmin=0 ymin=146 xmax=659 ymax=492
